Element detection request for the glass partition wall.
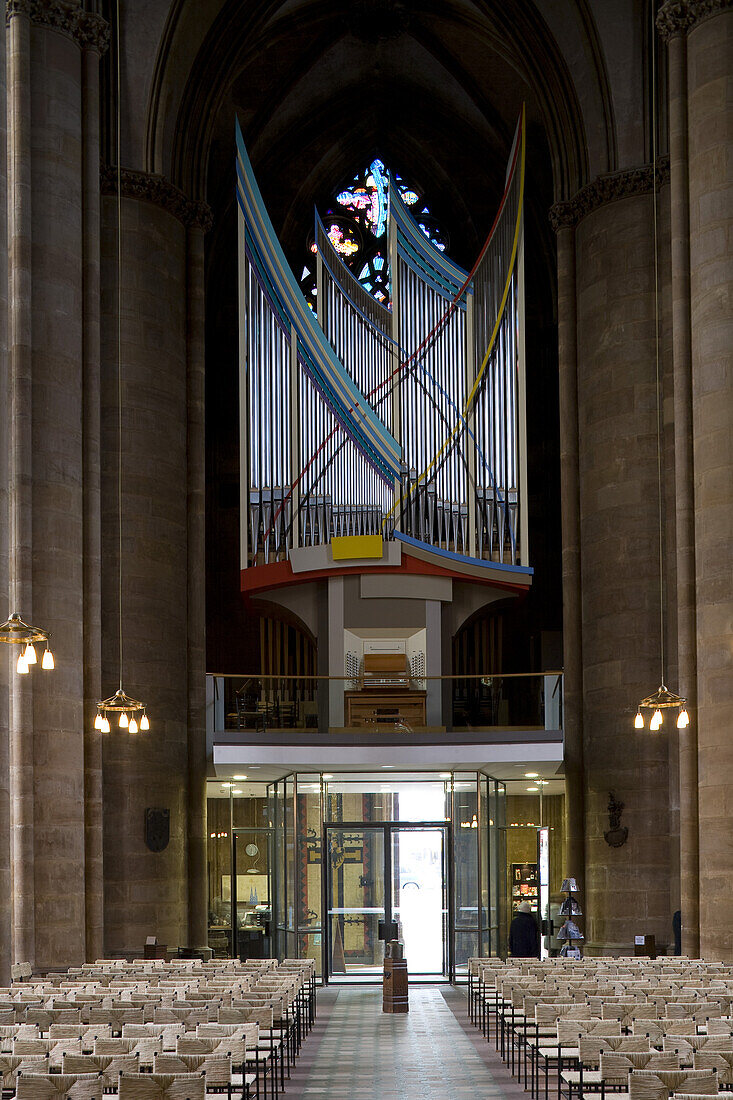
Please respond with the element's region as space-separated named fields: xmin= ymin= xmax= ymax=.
xmin=207 ymin=772 xmax=509 ymax=978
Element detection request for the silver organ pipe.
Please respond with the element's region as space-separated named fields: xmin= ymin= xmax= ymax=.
xmin=237 ymin=113 xmax=526 ymax=570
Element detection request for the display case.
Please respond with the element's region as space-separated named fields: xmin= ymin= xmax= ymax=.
xmin=511 ymin=862 xmax=539 ymax=914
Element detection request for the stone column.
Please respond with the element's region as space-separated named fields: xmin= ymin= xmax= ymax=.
xmin=7 ymin=0 xmax=108 ymax=973
xmin=549 ymin=217 xmax=586 ymax=889
xmin=7 ymin=0 xmax=35 ymax=970
xmin=685 ymin=2 xmax=733 ymax=959
xmin=81 ymin=24 xmax=107 ymax=965
xmin=552 ymin=165 xmax=673 ymax=953
xmin=658 ymin=0 xmax=700 ymax=957
xmin=0 ymin=1 xmax=10 ymax=986
xmin=100 ymin=169 xmax=211 ymax=955
xmin=29 ymin=4 xmax=111 ymax=969
xmin=186 ymin=223 xmax=209 ymax=949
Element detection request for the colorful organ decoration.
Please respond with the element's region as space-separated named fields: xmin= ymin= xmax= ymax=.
xmin=236 ymin=110 xmax=528 ymax=576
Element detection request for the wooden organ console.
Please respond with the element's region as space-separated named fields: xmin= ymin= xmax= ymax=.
xmin=344 ymin=653 xmax=426 ymax=730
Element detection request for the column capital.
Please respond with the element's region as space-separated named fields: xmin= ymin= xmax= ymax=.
xmin=100 ymin=165 xmax=214 ymax=233
xmin=6 ymin=0 xmax=110 ymax=53
xmin=657 ymin=0 xmax=733 ymax=41
xmin=549 ymin=157 xmax=670 ymax=232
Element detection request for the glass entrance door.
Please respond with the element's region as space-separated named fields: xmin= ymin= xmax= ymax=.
xmin=326 ymin=827 xmax=386 ymax=978
xmin=325 ymin=823 xmax=449 ymax=981
xmin=391 ymin=827 xmax=448 ymax=977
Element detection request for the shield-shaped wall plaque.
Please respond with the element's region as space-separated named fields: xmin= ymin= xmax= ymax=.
xmin=145 ymin=807 xmax=170 ymax=852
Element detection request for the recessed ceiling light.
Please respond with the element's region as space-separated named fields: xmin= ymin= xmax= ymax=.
xmin=322 ymin=774 xmax=333 ymax=779
xmin=381 ymin=765 xmax=394 ymax=769
xmin=439 ymin=772 xmax=451 ymax=779
xmin=232 ymin=789 xmax=243 ymax=795
xmin=233 ymin=775 xmax=247 ymax=780
xmin=527 ymin=786 xmax=539 ymax=792
xmin=525 ymin=772 xmax=538 ymax=778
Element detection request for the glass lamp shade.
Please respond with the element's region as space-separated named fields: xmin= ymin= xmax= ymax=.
xmin=25 ymin=644 xmax=37 ymax=665
xmin=41 ymin=648 xmax=54 ymax=669
xmin=140 ymin=714 xmax=149 ymax=731
xmin=129 ymin=717 xmax=138 ymax=734
xmin=119 ymin=712 xmax=129 ymax=728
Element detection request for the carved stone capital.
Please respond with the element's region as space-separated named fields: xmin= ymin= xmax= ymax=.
xmin=6 ymin=0 xmax=110 ymax=53
xmin=100 ymin=165 xmax=214 ymax=233
xmin=657 ymin=0 xmax=733 ymax=41
xmin=549 ymin=157 xmax=670 ymax=232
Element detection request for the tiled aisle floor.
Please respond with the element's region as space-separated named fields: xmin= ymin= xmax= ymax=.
xmin=288 ymin=985 xmax=514 ymax=1098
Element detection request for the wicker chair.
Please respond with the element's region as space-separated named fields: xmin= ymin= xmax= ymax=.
xmin=15 ymin=1071 xmax=103 ymax=1100
xmin=154 ymin=1053 xmax=232 ymax=1092
xmin=627 ymin=1068 xmax=719 ymax=1100
xmin=117 ymin=1072 xmax=206 ymax=1100
xmin=0 ymin=1055 xmax=50 ymax=1089
xmin=693 ymin=1051 xmax=733 ymax=1088
xmin=63 ymin=1052 xmax=141 ymax=1090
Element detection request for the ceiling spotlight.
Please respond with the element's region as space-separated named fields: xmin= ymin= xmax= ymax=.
xmin=233 ymin=775 xmax=247 ymax=780
xmin=439 ymin=772 xmax=451 ymax=779
xmin=527 ymin=786 xmax=539 ymax=792
xmin=322 ymin=773 xmax=333 ymax=779
xmin=525 ymin=772 xmax=538 ymax=778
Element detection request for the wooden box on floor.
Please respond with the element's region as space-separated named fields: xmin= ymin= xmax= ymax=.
xmin=383 ymin=958 xmax=409 ymax=1013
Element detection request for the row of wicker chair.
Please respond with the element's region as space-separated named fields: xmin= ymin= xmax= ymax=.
xmin=0 ymin=958 xmax=317 ymax=1100
xmin=466 ymin=957 xmax=733 ymax=1100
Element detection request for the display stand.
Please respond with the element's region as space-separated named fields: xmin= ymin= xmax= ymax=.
xmin=557 ymin=877 xmax=584 ymax=958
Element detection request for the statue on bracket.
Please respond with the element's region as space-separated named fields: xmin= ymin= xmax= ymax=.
xmin=604 ymin=791 xmax=628 ymax=848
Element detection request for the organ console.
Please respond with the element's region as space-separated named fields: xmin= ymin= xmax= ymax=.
xmin=344 ymin=653 xmax=427 ymax=730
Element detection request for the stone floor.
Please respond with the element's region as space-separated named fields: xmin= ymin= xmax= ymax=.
xmin=287 ymin=984 xmax=528 ymax=1098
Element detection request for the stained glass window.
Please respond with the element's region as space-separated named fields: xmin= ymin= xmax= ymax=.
xmin=300 ymin=160 xmax=448 ymax=311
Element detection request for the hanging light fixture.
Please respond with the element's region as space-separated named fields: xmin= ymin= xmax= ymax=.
xmin=96 ymin=0 xmax=148 ymax=735
xmin=633 ymin=10 xmax=687 ymax=735
xmin=0 ymin=612 xmax=55 ymax=674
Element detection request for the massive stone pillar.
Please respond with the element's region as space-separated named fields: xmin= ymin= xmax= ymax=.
xmin=0 ymin=0 xmax=10 ymax=987
xmin=81 ymin=8 xmax=107 ymax=968
xmin=658 ymin=0 xmax=701 ymax=958
xmin=685 ymin=3 xmax=733 ymax=960
xmin=100 ymin=170 xmax=210 ymax=955
xmin=552 ymin=167 xmax=674 ymax=954
xmin=551 ymin=220 xmax=586 ymax=889
xmin=7 ymin=0 xmax=107 ymax=969
xmin=8 ymin=0 xmax=35 ymax=971
xmin=186 ymin=224 xmax=208 ymax=949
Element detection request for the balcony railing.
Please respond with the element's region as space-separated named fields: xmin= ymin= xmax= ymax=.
xmin=207 ymin=671 xmax=563 ymax=736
